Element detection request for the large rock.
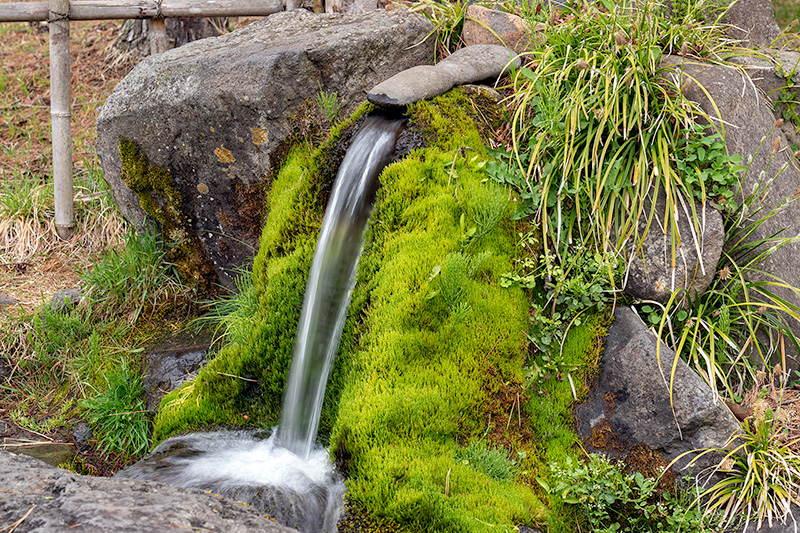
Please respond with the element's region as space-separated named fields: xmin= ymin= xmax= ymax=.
xmin=663 ymin=56 xmax=800 ymax=370
xmin=97 ymin=9 xmax=434 ymax=288
xmin=461 ymin=5 xmax=542 ymax=53
xmin=0 ymin=451 xmax=298 ymax=532
xmin=575 ymin=307 xmax=741 ymax=475
xmin=724 ymin=0 xmax=781 ymax=47
xmin=623 ymin=191 xmax=725 ymax=302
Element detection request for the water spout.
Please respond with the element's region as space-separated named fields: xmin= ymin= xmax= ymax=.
xmin=278 ymin=115 xmax=404 ymax=459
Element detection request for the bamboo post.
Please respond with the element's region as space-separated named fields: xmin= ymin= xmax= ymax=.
xmin=150 ymin=18 xmax=168 ymax=54
xmin=49 ymin=0 xmax=73 ymax=240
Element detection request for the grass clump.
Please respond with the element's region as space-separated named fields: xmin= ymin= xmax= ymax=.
xmin=493 ymin=0 xmax=739 ymax=262
xmin=80 ymin=230 xmax=188 ymax=325
xmin=81 ymin=362 xmax=150 ymax=458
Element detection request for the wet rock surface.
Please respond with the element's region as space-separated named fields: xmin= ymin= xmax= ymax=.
xmin=97 ymin=9 xmax=434 ymax=288
xmin=0 ymin=451 xmax=299 ymax=533
xmin=623 ymin=191 xmax=725 ymax=302
xmin=119 ymin=431 xmax=343 ymax=533
xmin=142 ymin=330 xmax=214 ymax=411
xmin=576 ymin=307 xmax=741 ymax=476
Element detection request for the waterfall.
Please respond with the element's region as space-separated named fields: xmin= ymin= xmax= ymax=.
xmin=119 ymin=114 xmax=404 ymax=533
xmin=278 ymin=115 xmax=404 ymax=459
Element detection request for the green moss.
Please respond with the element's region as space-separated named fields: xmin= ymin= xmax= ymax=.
xmin=118 ymin=139 xmax=215 ymax=293
xmin=330 ymin=92 xmax=547 ymax=532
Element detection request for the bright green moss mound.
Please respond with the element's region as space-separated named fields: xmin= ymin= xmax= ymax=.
xmin=153 ymin=104 xmax=374 ymax=441
xmin=153 ymin=90 xmax=562 ymax=530
xmin=330 ymin=94 xmax=547 ymax=531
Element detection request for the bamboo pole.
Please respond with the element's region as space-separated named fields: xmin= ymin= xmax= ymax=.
xmin=0 ymin=0 xmax=283 ymax=22
xmin=49 ymin=0 xmax=73 ymax=240
xmin=150 ymin=18 xmax=168 ymax=54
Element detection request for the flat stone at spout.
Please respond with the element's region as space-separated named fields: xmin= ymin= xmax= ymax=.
xmin=434 ymin=44 xmax=521 ymax=86
xmin=367 ymin=65 xmax=455 ymax=107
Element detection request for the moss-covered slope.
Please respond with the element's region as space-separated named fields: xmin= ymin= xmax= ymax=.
xmin=330 ymin=94 xmax=547 ymax=531
xmin=155 ymin=90 xmax=552 ymax=530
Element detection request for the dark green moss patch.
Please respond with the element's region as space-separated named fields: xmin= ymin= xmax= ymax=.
xmin=118 ymin=138 xmax=216 ymax=294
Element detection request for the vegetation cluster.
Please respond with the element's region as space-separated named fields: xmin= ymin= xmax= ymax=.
xmin=2 ymin=0 xmax=800 ymax=531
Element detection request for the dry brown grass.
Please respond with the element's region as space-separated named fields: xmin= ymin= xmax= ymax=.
xmin=0 ymin=19 xmax=138 ymax=313
xmin=742 ymin=367 xmax=800 ymax=455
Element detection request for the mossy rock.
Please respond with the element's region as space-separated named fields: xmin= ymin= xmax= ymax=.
xmin=119 ymin=139 xmax=217 ymax=294
xmin=154 ymin=88 xmax=604 ymax=531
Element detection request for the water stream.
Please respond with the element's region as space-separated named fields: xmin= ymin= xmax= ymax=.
xmin=278 ymin=115 xmax=404 ymax=459
xmin=120 ymin=114 xmax=404 ymax=532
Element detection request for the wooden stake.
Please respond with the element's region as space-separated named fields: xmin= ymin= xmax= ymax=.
xmin=49 ymin=0 xmax=73 ymax=240
xmin=150 ymin=18 xmax=168 ymax=54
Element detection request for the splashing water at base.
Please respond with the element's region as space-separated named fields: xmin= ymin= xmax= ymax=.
xmin=119 ymin=430 xmax=345 ymax=533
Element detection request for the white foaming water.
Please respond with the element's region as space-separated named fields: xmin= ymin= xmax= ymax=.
xmin=120 ymin=430 xmax=345 ymax=533
xmin=180 ymin=431 xmax=334 ymax=491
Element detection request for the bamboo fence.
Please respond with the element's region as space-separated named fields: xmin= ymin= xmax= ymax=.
xmin=0 ymin=0 xmax=285 ymax=239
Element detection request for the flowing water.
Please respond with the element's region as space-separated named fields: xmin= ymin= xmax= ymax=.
xmin=120 ymin=115 xmax=404 ymax=532
xmin=278 ymin=115 xmax=405 ymax=459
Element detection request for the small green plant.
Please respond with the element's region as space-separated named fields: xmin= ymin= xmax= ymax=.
xmin=191 ymin=269 xmax=258 ymax=344
xmin=679 ymin=409 xmax=800 ymax=531
xmin=427 ymin=249 xmax=491 ymax=323
xmin=81 ymin=362 xmax=150 ymax=458
xmin=543 ymin=454 xmax=715 ymax=532
xmin=675 ymin=123 xmax=744 ymax=212
xmin=502 ymin=232 xmax=621 ymax=355
xmin=80 ymin=230 xmax=185 ymax=324
xmin=316 ymin=83 xmax=341 ymax=125
xmin=409 ymin=0 xmax=470 ymax=58
xmin=771 ymin=62 xmax=800 ymax=128
xmin=454 ymin=439 xmax=517 ymax=483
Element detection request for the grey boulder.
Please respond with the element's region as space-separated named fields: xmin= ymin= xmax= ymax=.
xmin=97 ymin=9 xmax=434 ymax=288
xmin=623 ymin=191 xmax=725 ymax=302
xmin=575 ymin=307 xmax=741 ymax=476
xmin=663 ymin=56 xmax=800 ymax=369
xmin=0 ymin=451 xmax=298 ymax=532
